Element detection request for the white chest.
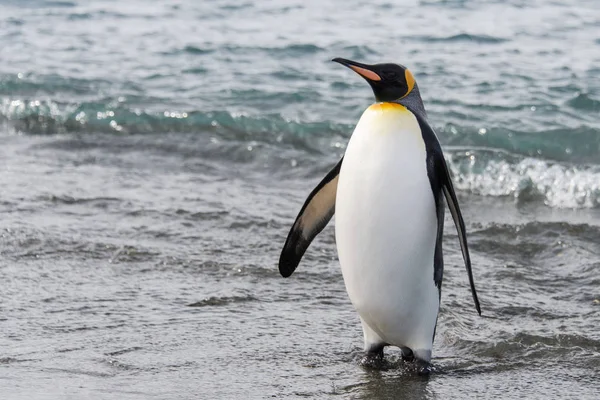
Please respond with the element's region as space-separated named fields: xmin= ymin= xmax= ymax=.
xmin=334 ymin=103 xmax=439 ymax=345
xmin=337 ymin=103 xmax=433 ymax=230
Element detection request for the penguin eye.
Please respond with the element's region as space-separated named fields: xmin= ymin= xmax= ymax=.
xmin=381 ymin=71 xmax=398 ymax=80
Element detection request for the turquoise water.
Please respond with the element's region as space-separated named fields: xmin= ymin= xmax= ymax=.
xmin=1 ymin=0 xmax=600 ymax=399
xmin=2 ymin=1 xmax=600 ymax=207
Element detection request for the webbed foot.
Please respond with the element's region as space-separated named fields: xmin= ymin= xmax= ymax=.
xmin=359 ymin=345 xmax=385 ymax=369
xmin=415 ymin=359 xmax=433 ymax=375
xmin=401 ymin=347 xmax=414 ymax=362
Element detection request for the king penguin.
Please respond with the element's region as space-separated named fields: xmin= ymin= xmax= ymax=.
xmin=278 ymin=58 xmax=481 ymax=369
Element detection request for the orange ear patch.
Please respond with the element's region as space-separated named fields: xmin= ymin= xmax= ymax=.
xmin=349 ymin=65 xmax=381 ymax=81
xmin=404 ymin=69 xmax=415 ymax=95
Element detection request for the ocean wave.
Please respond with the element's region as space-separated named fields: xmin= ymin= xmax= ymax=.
xmin=566 ymin=93 xmax=600 ymax=112
xmin=182 ymin=45 xmax=215 ymax=55
xmin=0 ymin=74 xmax=114 ymax=96
xmin=4 ymin=97 xmax=600 ymax=162
xmin=457 ymin=332 xmax=600 ymax=362
xmin=4 ymin=96 xmax=600 ymax=209
xmin=0 ymin=98 xmax=350 ymax=156
xmin=334 ymin=44 xmax=381 ymax=59
xmin=187 ymin=295 xmax=258 ymax=307
xmin=158 ymin=43 xmax=325 ymax=58
xmin=439 ymin=124 xmax=600 ymax=164
xmin=448 ymin=149 xmax=600 ymax=208
xmin=408 ymin=33 xmax=509 ymax=44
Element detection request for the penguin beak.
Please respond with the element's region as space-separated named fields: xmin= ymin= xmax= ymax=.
xmin=332 ymin=58 xmax=382 ymax=82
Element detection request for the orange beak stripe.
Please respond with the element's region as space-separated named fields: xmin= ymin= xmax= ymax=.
xmin=349 ymin=65 xmax=381 ymax=81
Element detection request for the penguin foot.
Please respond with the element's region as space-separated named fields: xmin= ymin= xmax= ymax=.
xmin=359 ymin=354 xmax=385 ymax=369
xmin=415 ymin=359 xmax=433 ymax=376
xmin=401 ymin=347 xmax=415 ymax=362
xmin=399 ymin=348 xmax=433 ymax=375
xmin=359 ymin=347 xmax=385 ymax=369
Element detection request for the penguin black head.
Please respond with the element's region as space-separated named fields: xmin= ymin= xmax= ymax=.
xmin=332 ymin=58 xmax=416 ymax=103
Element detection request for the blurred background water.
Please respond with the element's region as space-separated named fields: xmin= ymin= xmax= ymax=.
xmin=1 ymin=0 xmax=600 ymax=399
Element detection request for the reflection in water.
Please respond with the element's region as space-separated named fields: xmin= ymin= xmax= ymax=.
xmin=344 ymin=365 xmax=435 ymax=400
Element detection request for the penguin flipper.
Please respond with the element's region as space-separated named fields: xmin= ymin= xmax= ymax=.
xmin=278 ymin=158 xmax=343 ymax=277
xmin=413 ymin=113 xmax=481 ymax=315
xmin=439 ymin=158 xmax=482 ymax=316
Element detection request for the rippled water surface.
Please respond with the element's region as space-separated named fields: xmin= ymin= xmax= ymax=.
xmin=1 ymin=0 xmax=600 ymax=398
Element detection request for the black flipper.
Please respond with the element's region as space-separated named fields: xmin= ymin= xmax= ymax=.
xmin=278 ymin=158 xmax=343 ymax=278
xmin=415 ymin=114 xmax=481 ymax=315
xmin=440 ymin=161 xmax=482 ymax=315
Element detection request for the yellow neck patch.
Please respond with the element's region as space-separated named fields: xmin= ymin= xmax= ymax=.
xmin=366 ymin=102 xmax=409 ymax=113
xmin=359 ymin=101 xmax=421 ymax=142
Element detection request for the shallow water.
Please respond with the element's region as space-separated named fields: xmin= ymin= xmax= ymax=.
xmin=1 ymin=0 xmax=600 ymax=399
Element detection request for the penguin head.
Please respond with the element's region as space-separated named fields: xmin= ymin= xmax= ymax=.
xmin=332 ymin=58 xmax=416 ymax=103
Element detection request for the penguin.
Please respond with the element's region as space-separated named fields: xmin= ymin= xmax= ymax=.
xmin=278 ymin=58 xmax=481 ymax=369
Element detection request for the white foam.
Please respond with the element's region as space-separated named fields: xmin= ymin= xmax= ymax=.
xmin=447 ymin=150 xmax=600 ymax=209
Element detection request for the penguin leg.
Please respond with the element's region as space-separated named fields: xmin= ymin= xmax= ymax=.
xmin=360 ymin=317 xmax=386 ymax=354
xmin=412 ymin=349 xmax=433 ymax=375
xmin=413 ymin=349 xmax=431 ymax=363
xmin=401 ymin=347 xmax=415 ymax=362
xmin=359 ymin=317 xmax=386 ymax=367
